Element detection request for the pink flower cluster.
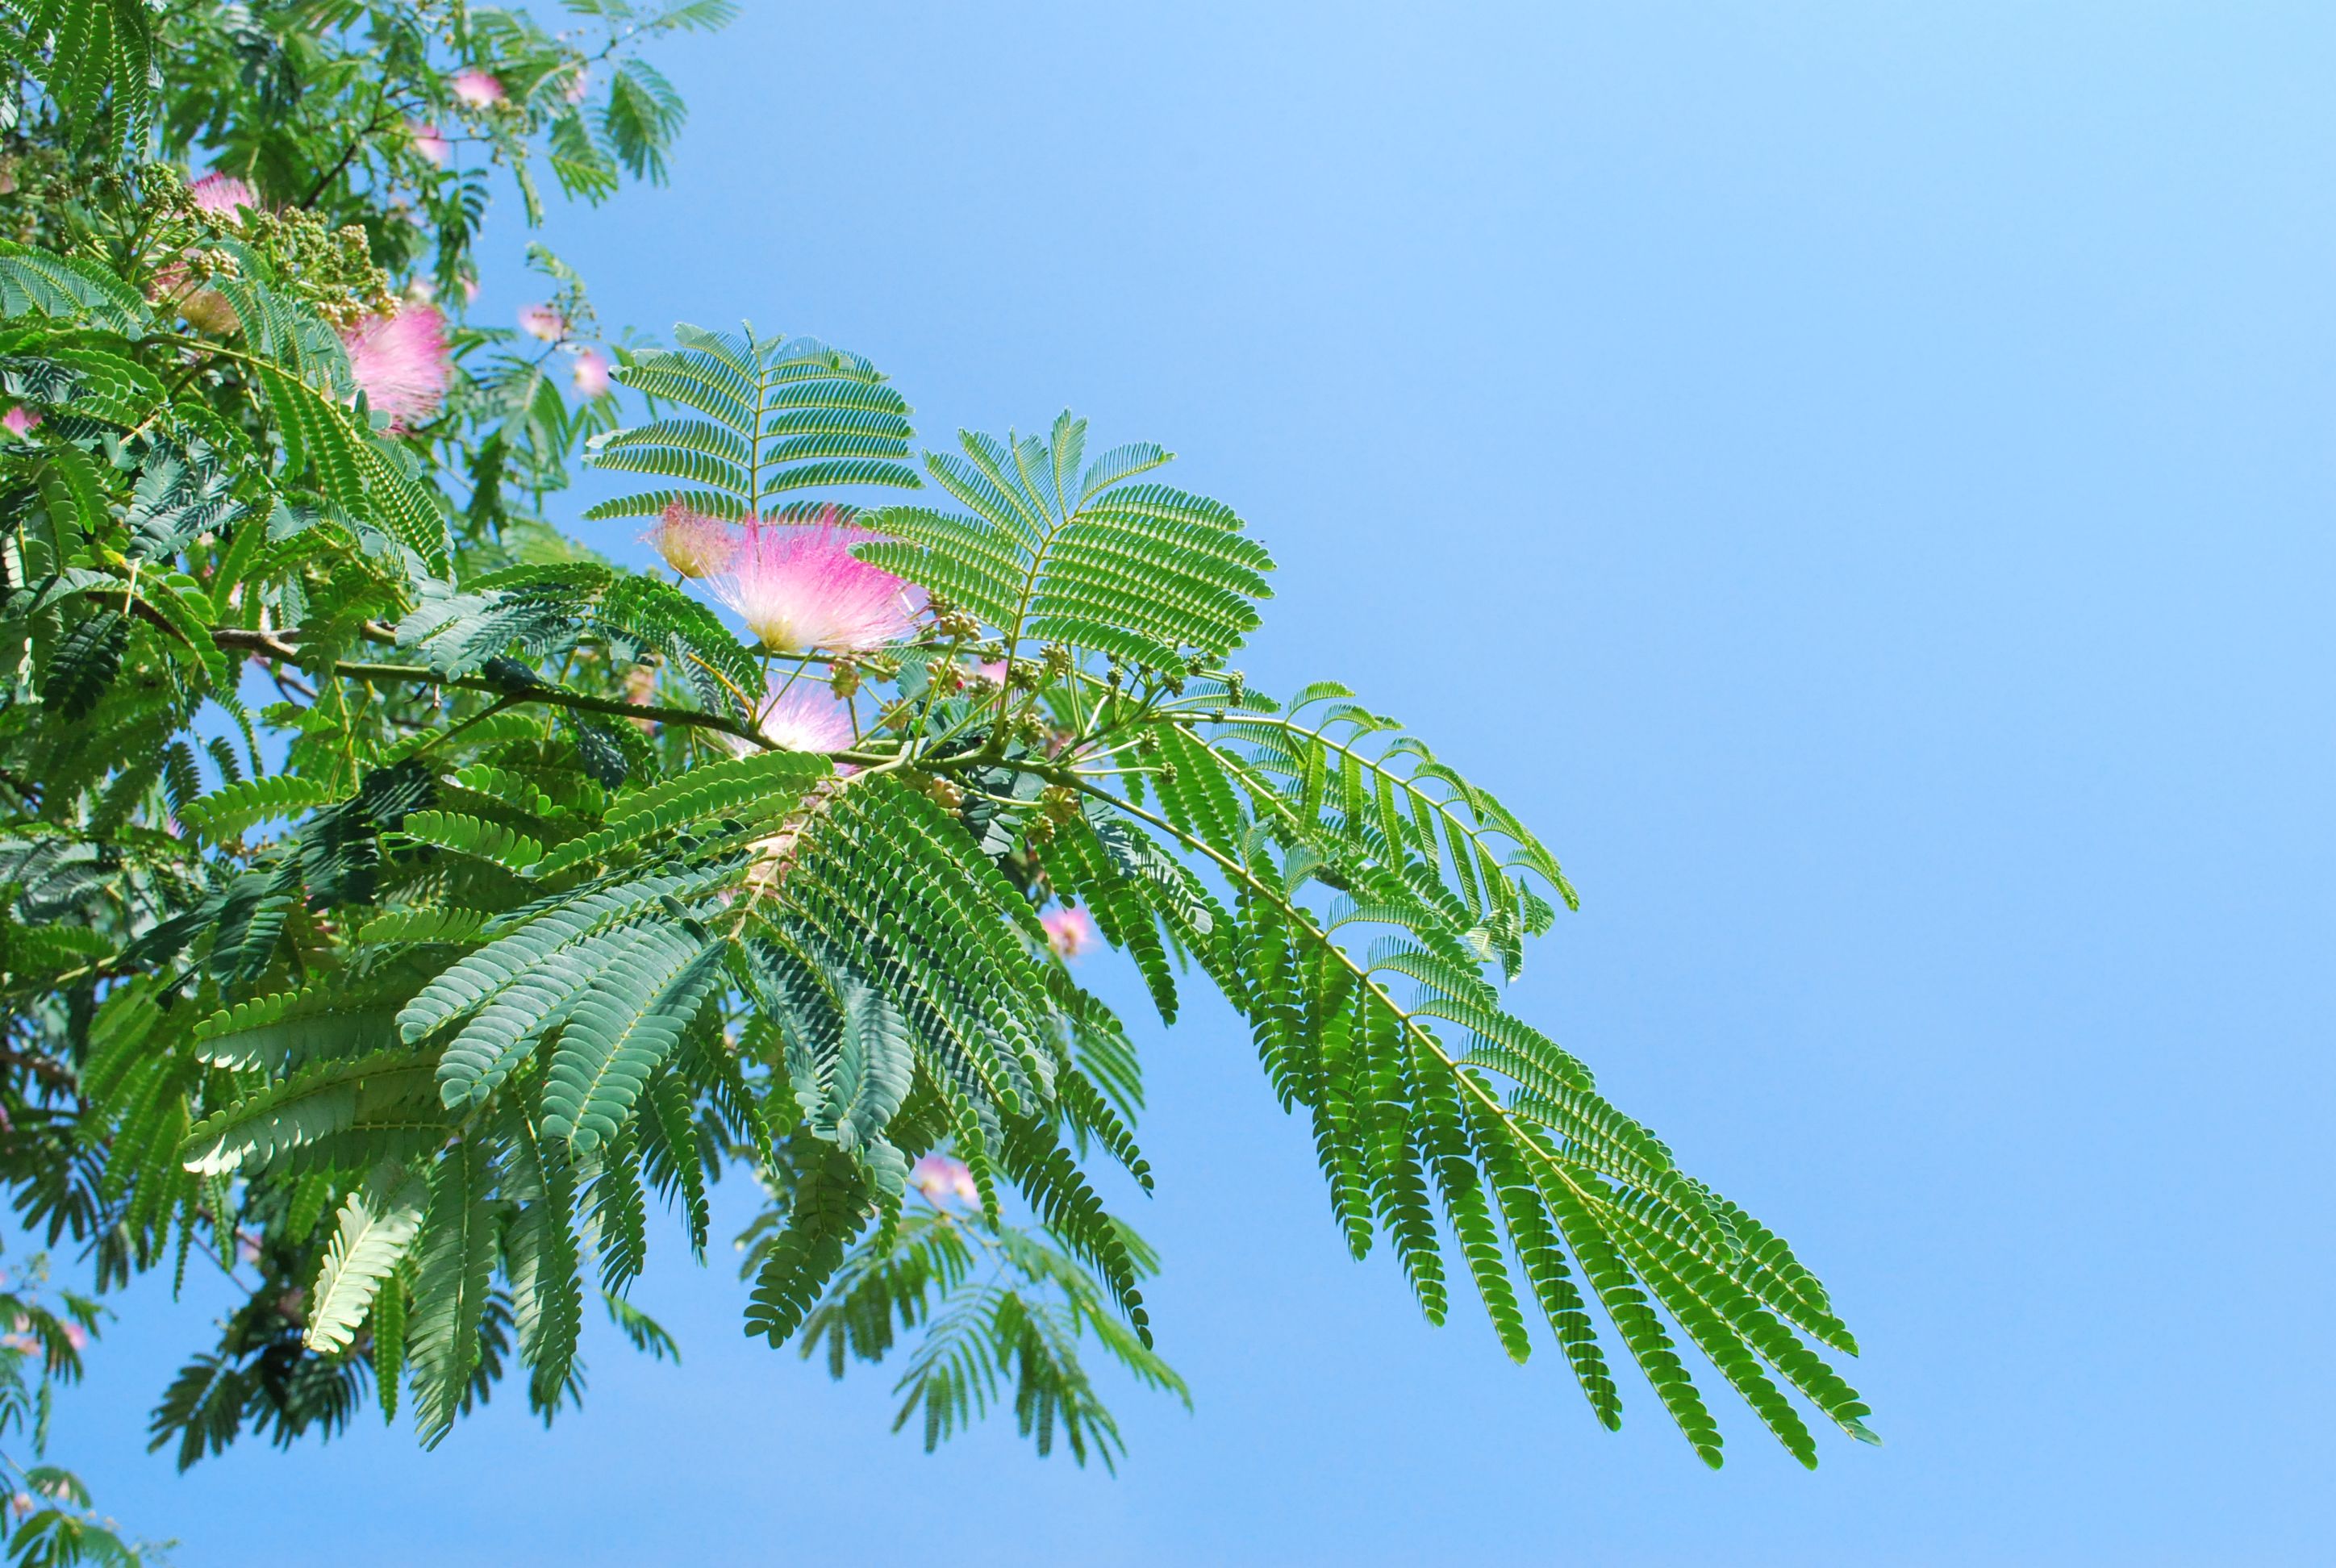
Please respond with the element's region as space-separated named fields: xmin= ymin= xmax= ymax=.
xmin=910 ymin=1153 xmax=981 ymax=1207
xmin=518 ymin=302 xmax=567 ymax=342
xmin=1041 ymin=906 xmax=1100 ymax=960
xmin=189 ymin=171 xmax=257 ymax=220
xmin=341 ymin=303 xmax=452 ymax=429
xmin=450 ymin=69 xmax=506 ymax=108
xmin=729 ymin=675 xmax=856 ymax=758
xmin=712 ymin=515 xmax=926 ymax=653
xmin=645 ymin=501 xmax=737 ymax=578
xmin=646 ymin=505 xmax=924 ymax=655
xmin=407 ymin=121 xmax=451 ymax=167
xmin=571 ymin=347 xmax=612 ymax=397
xmin=1 ymin=407 xmax=38 ymax=438
xmin=759 ymin=681 xmax=856 ymax=754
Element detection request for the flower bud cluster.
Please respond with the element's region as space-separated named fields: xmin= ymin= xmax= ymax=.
xmin=917 ymin=774 xmax=965 ymax=812
xmin=932 ymin=607 xmax=983 ymax=641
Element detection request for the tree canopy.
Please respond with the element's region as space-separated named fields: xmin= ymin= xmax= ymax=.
xmin=0 ymin=3 xmax=1872 ymax=1557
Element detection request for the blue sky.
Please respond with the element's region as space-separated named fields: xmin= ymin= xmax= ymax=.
xmin=52 ymin=3 xmax=2336 ymax=1562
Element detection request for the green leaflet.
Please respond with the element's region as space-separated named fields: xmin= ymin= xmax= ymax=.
xmin=590 ymin=1132 xmax=650 ymax=1295
xmin=192 ymin=999 xmax=402 ymax=1074
xmin=40 ymin=605 xmax=125 ymax=722
xmin=373 ymin=1263 xmax=408 ymax=1424
xmin=396 ymin=865 xmax=718 ymax=1041
xmin=175 ymin=775 xmax=332 ymax=845
xmin=507 ymin=1124 xmax=585 ymax=1413
xmin=302 ymin=1166 xmax=429 ymax=1354
xmin=743 ymin=1145 xmax=876 ymax=1347
xmin=257 ymin=367 xmax=450 ymax=574
xmin=434 ymin=921 xmax=649 ymax=1111
xmin=644 ymin=1074 xmax=711 ymax=1258
xmin=409 ymin=1141 xmax=498 ymax=1448
xmin=354 ymin=907 xmax=488 ymax=949
xmin=995 ymin=1114 xmax=1149 ymax=1346
xmin=398 ymin=808 xmax=545 ymax=871
xmin=179 ymin=1046 xmax=441 ymax=1175
xmin=534 ymin=747 xmax=826 ymax=875
xmin=0 ymin=237 xmax=151 ymax=331
xmin=539 ymin=928 xmax=725 ymax=1154
xmin=584 ymin=324 xmax=921 ymax=519
xmin=1086 ymin=769 xmax=1870 ymax=1465
xmin=857 ymin=412 xmax=1274 ymax=670
xmin=26 ymin=0 xmax=155 ymax=149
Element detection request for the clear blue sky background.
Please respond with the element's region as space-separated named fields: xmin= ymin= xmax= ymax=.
xmin=52 ymin=3 xmax=2336 ymax=1562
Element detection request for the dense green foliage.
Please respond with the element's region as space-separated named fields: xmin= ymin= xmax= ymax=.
xmin=0 ymin=3 xmax=1873 ymax=1552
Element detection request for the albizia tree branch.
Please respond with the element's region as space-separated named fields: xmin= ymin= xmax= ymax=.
xmin=0 ymin=4 xmax=1871 ymax=1541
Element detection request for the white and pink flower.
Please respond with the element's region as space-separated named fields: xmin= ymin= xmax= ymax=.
xmin=705 ymin=513 xmax=924 ymax=654
xmin=1 ymin=407 xmax=39 ymax=438
xmin=1041 ymin=905 xmax=1099 ymax=961
xmin=407 ymin=121 xmax=451 ymax=167
xmin=341 ymin=302 xmax=452 ymax=430
xmin=643 ymin=500 xmax=737 ymax=579
xmin=517 ymin=302 xmax=566 ymax=342
xmin=449 ymin=69 xmax=506 ymax=108
xmin=909 ymin=1153 xmax=981 ymax=1207
xmin=570 ymin=346 xmax=612 ymax=398
xmin=748 ymin=677 xmax=857 ymax=757
xmin=189 ymin=171 xmax=257 ymax=221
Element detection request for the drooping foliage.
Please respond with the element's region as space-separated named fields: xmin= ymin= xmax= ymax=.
xmin=0 ymin=6 xmax=1873 ymax=1549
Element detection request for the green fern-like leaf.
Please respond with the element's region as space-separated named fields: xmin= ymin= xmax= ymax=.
xmin=0 ymin=237 xmax=150 ymax=330
xmin=303 ymin=1167 xmax=429 ymax=1354
xmin=539 ymin=927 xmax=725 ymax=1154
xmin=396 ymin=864 xmax=728 ymax=1042
xmin=409 ymin=1140 xmax=498 ymax=1448
xmin=586 ymin=324 xmax=920 ymax=519
xmin=179 ymin=1047 xmax=441 ymax=1175
xmin=534 ymin=748 xmax=827 ymax=875
xmin=858 ymin=412 xmax=1273 ymax=670
xmin=398 ymin=809 xmax=545 ymax=871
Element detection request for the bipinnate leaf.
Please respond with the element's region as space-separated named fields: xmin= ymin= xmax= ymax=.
xmin=303 ymin=1167 xmax=429 ymax=1354
xmin=539 ymin=929 xmax=726 ymax=1154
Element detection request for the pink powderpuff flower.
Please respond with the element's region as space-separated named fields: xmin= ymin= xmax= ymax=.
xmin=744 ymin=677 xmax=857 ymax=757
xmin=461 ymin=276 xmax=481 ymax=305
xmin=1041 ymin=905 xmax=1099 ymax=961
xmin=517 ymin=302 xmax=566 ymax=342
xmin=60 ymin=1322 xmax=86 ymax=1351
xmin=189 ymin=171 xmax=257 ymax=220
xmin=450 ymin=69 xmax=506 ymax=108
xmin=643 ymin=500 xmax=737 ymax=579
xmin=570 ymin=346 xmax=612 ymax=398
xmin=1 ymin=407 xmax=38 ymax=437
xmin=562 ymin=65 xmax=591 ymax=104
xmin=407 ymin=121 xmax=451 ymax=166
xmin=707 ymin=515 xmax=925 ymax=654
xmin=910 ymin=1153 xmax=981 ymax=1207
xmin=341 ymin=302 xmax=452 ymax=430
